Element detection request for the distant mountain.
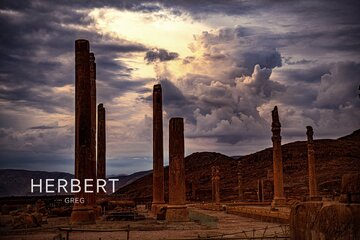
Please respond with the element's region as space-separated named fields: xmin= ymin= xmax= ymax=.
xmin=109 ymin=170 xmax=152 ymax=192
xmin=0 ymin=169 xmax=152 ymax=197
xmin=0 ymin=169 xmax=74 ymax=197
xmin=116 ymin=129 xmax=360 ymax=202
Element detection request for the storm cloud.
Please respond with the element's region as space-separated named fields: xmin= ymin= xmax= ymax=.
xmin=0 ymin=0 xmax=359 ymax=174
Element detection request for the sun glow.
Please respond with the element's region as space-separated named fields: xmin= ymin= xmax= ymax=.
xmin=88 ymin=8 xmax=210 ymax=57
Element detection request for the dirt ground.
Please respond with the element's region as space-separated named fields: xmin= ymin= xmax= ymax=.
xmin=0 ymin=207 xmax=289 ymax=240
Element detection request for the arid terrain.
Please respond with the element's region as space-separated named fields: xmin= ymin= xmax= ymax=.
xmin=116 ymin=129 xmax=360 ymax=202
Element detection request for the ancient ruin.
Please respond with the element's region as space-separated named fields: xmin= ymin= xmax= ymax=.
xmin=151 ymin=84 xmax=165 ymax=214
xmin=97 ymin=103 xmax=106 ymax=186
xmin=1 ymin=38 xmax=359 ymax=240
xmin=290 ymin=173 xmax=360 ymax=239
xmin=271 ymin=106 xmax=286 ymax=208
xmin=166 ymin=118 xmax=189 ymax=221
xmin=70 ymin=39 xmax=96 ymax=224
xmin=306 ymin=126 xmax=321 ymax=201
xmin=211 ymin=166 xmax=220 ymax=204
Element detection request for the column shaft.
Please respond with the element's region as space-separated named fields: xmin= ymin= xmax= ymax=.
xmin=89 ymin=52 xmax=96 ymax=205
xmin=307 ymin=126 xmax=319 ymax=199
xmin=166 ymin=117 xmax=188 ymax=221
xmin=271 ymin=106 xmax=286 ymax=207
xmin=152 ymin=84 xmax=165 ymax=213
xmin=71 ymin=39 xmax=95 ymax=224
xmin=97 ymin=104 xmax=106 ymax=182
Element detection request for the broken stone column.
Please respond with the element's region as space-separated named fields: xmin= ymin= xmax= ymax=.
xmin=89 ymin=52 xmax=96 ymax=206
xmin=166 ymin=118 xmax=189 ymax=221
xmin=258 ymin=179 xmax=264 ymax=202
xmin=271 ymin=106 xmax=286 ymax=208
xmin=306 ymin=126 xmax=321 ymax=201
xmin=152 ymin=84 xmax=165 ymax=214
xmin=97 ymin=103 xmax=106 ymax=192
xmin=212 ymin=166 xmax=220 ymax=204
xmin=71 ymin=39 xmax=95 ymax=224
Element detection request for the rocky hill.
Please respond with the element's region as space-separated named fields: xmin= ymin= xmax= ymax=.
xmin=116 ymin=129 xmax=360 ymax=202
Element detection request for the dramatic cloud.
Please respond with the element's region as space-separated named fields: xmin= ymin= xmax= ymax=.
xmin=316 ymin=62 xmax=360 ymax=109
xmin=0 ymin=0 xmax=359 ymax=174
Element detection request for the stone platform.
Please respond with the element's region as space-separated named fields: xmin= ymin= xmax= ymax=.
xmin=225 ymin=205 xmax=290 ymax=224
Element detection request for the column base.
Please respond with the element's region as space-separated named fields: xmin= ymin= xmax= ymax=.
xmin=70 ymin=205 xmax=96 ymax=225
xmin=271 ymin=197 xmax=287 ymax=208
xmin=151 ymin=202 xmax=166 ymax=215
xmin=166 ymin=205 xmax=189 ymax=222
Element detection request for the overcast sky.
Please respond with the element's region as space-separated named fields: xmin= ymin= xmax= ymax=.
xmin=0 ymin=0 xmax=359 ymax=175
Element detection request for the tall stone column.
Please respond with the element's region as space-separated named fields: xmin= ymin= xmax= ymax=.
xmin=97 ymin=103 xmax=106 ymax=192
xmin=89 ymin=52 xmax=96 ymax=205
xmin=271 ymin=106 xmax=286 ymax=208
xmin=307 ymin=126 xmax=321 ymax=200
xmin=166 ymin=118 xmax=189 ymax=221
xmin=71 ymin=39 xmax=95 ymax=224
xmin=152 ymin=84 xmax=165 ymax=214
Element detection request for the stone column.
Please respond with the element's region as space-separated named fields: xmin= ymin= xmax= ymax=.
xmin=152 ymin=84 xmax=165 ymax=214
xmin=258 ymin=179 xmax=264 ymax=202
xmin=212 ymin=166 xmax=220 ymax=204
xmin=89 ymin=52 xmax=96 ymax=205
xmin=237 ymin=161 xmax=243 ymax=200
xmin=271 ymin=106 xmax=286 ymax=208
xmin=166 ymin=118 xmax=189 ymax=221
xmin=214 ymin=167 xmax=220 ymax=205
xmin=211 ymin=167 xmax=215 ymax=201
xmin=71 ymin=39 xmax=95 ymax=224
xmin=307 ymin=126 xmax=321 ymax=201
xmin=97 ymin=104 xmax=106 ymax=191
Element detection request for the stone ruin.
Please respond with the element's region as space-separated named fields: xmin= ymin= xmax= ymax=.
xmin=271 ymin=106 xmax=286 ymax=208
xmin=306 ymin=126 xmax=322 ymax=201
xmin=70 ymin=39 xmax=97 ymax=224
xmin=211 ymin=166 xmax=221 ymax=205
xmin=166 ymin=117 xmax=189 ymax=222
xmin=152 ymin=84 xmax=165 ymax=214
xmin=57 ymin=40 xmax=360 ymax=235
xmin=97 ymin=103 xmax=106 ymax=195
xmin=290 ymin=173 xmax=360 ymax=239
xmin=70 ymin=39 xmax=107 ymax=224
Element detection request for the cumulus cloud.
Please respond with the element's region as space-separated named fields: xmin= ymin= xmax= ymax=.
xmin=186 ymin=65 xmax=284 ymax=144
xmin=185 ymin=27 xmax=282 ymax=78
xmin=316 ymin=62 xmax=360 ymax=109
xmin=141 ymin=26 xmax=286 ymax=145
